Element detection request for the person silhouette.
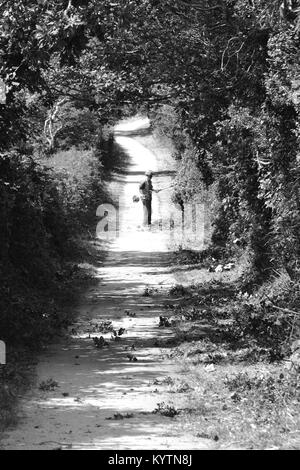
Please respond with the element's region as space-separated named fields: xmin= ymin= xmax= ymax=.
xmin=139 ymin=170 xmax=160 ymax=226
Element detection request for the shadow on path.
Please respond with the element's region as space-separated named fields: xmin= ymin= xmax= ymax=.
xmin=1 ymin=119 xmax=212 ymax=450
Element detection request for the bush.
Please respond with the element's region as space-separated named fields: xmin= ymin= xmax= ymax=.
xmin=0 ymin=146 xmax=107 ymax=347
xmin=42 ymin=146 xmax=108 ymax=233
xmin=221 ymin=274 xmax=300 ymax=360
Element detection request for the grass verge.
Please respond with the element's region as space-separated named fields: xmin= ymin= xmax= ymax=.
xmin=157 ymin=269 xmax=300 ymax=449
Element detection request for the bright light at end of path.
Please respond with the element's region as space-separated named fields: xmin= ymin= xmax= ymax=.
xmin=114 ymin=117 xmax=150 ymax=133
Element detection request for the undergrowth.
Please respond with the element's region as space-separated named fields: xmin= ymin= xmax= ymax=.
xmin=163 ymin=266 xmax=300 ymax=448
xmin=0 ymin=350 xmax=34 ymax=434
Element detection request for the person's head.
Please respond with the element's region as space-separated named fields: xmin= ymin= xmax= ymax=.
xmin=145 ymin=170 xmax=153 ymax=180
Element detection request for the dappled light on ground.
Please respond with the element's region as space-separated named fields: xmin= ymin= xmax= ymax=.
xmin=1 ymin=119 xmax=211 ymax=450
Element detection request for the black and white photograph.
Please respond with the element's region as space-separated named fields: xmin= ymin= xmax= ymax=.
xmin=0 ymin=0 xmax=299 ymax=455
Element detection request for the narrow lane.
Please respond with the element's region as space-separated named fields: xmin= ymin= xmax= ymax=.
xmin=1 ymin=119 xmax=211 ymax=450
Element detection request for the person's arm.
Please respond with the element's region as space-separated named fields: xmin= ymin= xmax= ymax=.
xmin=150 ymin=181 xmax=160 ymax=193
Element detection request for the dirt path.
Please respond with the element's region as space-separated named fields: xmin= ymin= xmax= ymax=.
xmin=1 ymin=119 xmax=213 ymax=450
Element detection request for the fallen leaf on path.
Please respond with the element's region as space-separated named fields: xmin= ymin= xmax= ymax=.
xmin=39 ymin=379 xmax=59 ymax=391
xmin=106 ymin=413 xmax=134 ymax=420
xmin=127 ymin=353 xmax=138 ymax=362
